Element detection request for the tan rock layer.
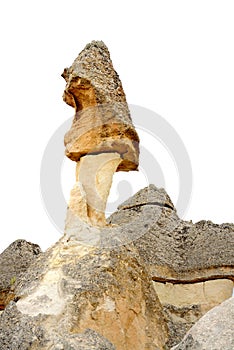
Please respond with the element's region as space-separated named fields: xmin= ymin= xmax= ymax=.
xmin=69 ymin=153 xmax=122 ymax=226
xmin=153 ymin=279 xmax=233 ymax=310
xmin=64 ymin=107 xmax=139 ymax=171
xmin=154 ymin=279 xmax=233 ymax=348
xmin=3 ymin=238 xmax=169 ymax=350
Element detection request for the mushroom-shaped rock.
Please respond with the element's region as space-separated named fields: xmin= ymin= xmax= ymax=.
xmin=62 ymin=40 xmax=139 ymax=170
xmin=62 ymin=41 xmax=140 ymax=226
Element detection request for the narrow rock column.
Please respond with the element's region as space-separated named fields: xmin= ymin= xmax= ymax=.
xmin=69 ymin=153 xmax=121 ymax=226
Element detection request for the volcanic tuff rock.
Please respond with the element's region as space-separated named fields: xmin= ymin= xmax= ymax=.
xmin=68 ymin=152 xmax=122 ymax=226
xmin=1 ymin=301 xmax=116 ymax=350
xmin=1 ymin=40 xmax=233 ymax=349
xmin=171 ymin=297 xmax=234 ymax=350
xmin=109 ymin=185 xmax=234 ymax=282
xmin=62 ymin=40 xmax=139 ymax=171
xmin=62 ymin=41 xmax=140 ymax=227
xmin=0 ymin=234 xmax=168 ymax=350
xmin=0 ymin=186 xmax=233 ymax=349
xmin=154 ymin=280 xmax=233 ymax=348
xmin=0 ymin=239 xmax=41 ymax=310
xmin=108 ymin=184 xmax=234 ymax=347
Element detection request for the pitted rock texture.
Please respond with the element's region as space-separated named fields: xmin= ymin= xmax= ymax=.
xmin=0 ymin=239 xmax=41 ymax=310
xmin=117 ymin=184 xmax=174 ymax=210
xmin=1 ymin=185 xmax=233 ymax=349
xmin=62 ymin=41 xmax=139 ymax=171
xmin=62 ymin=41 xmax=127 ymax=107
xmin=109 ymin=185 xmax=234 ymax=283
xmin=171 ymin=297 xmax=234 ymax=350
xmin=0 ymin=302 xmax=115 ymax=350
xmin=0 ymin=235 xmax=168 ymax=350
xmin=163 ymin=303 xmax=201 ymax=349
xmin=108 ymin=184 xmax=234 ymax=347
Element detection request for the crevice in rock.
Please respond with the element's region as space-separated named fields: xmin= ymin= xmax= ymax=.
xmin=121 ymin=201 xmax=174 ymax=211
xmin=152 ymin=274 xmax=234 ymax=284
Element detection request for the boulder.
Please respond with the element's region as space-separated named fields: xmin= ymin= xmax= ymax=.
xmin=171 ymin=297 xmax=234 ymax=350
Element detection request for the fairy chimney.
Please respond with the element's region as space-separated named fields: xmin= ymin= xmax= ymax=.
xmin=62 ymin=41 xmax=139 ymax=226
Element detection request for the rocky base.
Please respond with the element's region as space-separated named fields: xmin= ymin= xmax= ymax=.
xmin=0 ymin=185 xmax=233 ymax=349
xmin=0 ymin=236 xmax=168 ymax=350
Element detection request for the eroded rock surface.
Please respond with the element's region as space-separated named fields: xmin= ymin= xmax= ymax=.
xmin=109 ymin=185 xmax=234 ymax=282
xmin=69 ymin=152 xmax=122 ymax=226
xmin=0 ymin=239 xmax=41 ymax=310
xmin=0 ymin=186 xmax=233 ymax=349
xmin=0 ymin=234 xmax=168 ymax=350
xmin=62 ymin=41 xmax=140 ymax=226
xmin=108 ymin=184 xmax=234 ymax=347
xmin=171 ymin=297 xmax=234 ymax=350
xmin=0 ymin=301 xmax=115 ymax=350
xmin=62 ymin=40 xmax=139 ymax=171
xmin=2 ymin=39 xmax=233 ymax=349
xmin=154 ymin=279 xmax=233 ymax=311
xmin=154 ymin=279 xmax=233 ymax=348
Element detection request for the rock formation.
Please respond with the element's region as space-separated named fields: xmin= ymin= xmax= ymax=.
xmin=62 ymin=41 xmax=139 ymax=227
xmin=171 ymin=297 xmax=234 ymax=350
xmin=0 ymin=41 xmax=233 ymax=349
xmin=0 ymin=236 xmax=168 ymax=350
xmin=0 ymin=185 xmax=233 ymax=349
xmin=109 ymin=185 xmax=234 ymax=347
xmin=109 ymin=185 xmax=234 ymax=282
xmin=0 ymin=240 xmax=41 ymax=311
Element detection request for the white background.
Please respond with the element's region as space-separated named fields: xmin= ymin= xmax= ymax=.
xmin=0 ymin=0 xmax=233 ymax=252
